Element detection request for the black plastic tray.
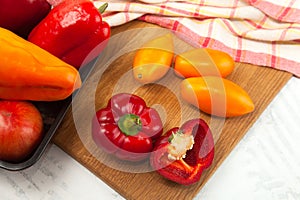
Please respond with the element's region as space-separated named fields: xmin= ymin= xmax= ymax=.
xmin=0 ymin=59 xmax=96 ymax=171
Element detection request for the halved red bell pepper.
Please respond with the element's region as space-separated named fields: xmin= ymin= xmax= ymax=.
xmin=150 ymin=118 xmax=214 ymax=185
xmin=28 ymin=0 xmax=110 ymax=69
xmin=92 ymin=93 xmax=163 ymax=162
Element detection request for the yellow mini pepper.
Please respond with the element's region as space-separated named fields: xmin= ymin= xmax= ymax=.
xmin=133 ymin=33 xmax=174 ymax=84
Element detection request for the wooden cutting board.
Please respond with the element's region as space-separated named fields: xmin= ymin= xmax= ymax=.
xmin=53 ymin=21 xmax=292 ymax=200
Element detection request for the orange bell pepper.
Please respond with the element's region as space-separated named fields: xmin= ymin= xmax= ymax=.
xmin=133 ymin=33 xmax=174 ymax=84
xmin=174 ymin=48 xmax=235 ymax=78
xmin=0 ymin=27 xmax=81 ymax=101
xmin=180 ymin=76 xmax=254 ymax=117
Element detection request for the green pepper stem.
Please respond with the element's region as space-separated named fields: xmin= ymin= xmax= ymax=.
xmin=98 ymin=3 xmax=108 ymax=14
xmin=118 ymin=114 xmax=142 ymax=136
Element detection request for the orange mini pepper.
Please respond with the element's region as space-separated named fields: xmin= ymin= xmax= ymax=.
xmin=174 ymin=48 xmax=235 ymax=78
xmin=181 ymin=76 xmax=254 ymax=117
xmin=133 ymin=33 xmax=174 ymax=84
xmin=0 ymin=27 xmax=81 ymax=101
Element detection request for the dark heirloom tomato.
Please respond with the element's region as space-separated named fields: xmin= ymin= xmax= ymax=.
xmin=0 ymin=0 xmax=51 ymax=38
xmin=150 ymin=118 xmax=214 ymax=185
xmin=92 ymin=93 xmax=163 ymax=162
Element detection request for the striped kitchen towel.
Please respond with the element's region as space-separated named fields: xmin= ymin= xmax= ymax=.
xmin=91 ymin=0 xmax=300 ymax=77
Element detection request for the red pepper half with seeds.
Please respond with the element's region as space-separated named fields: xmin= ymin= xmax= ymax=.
xmin=150 ymin=118 xmax=214 ymax=185
xmin=92 ymin=93 xmax=163 ymax=162
xmin=28 ymin=0 xmax=110 ymax=68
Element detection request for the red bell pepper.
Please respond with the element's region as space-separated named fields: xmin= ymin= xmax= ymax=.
xmin=92 ymin=93 xmax=163 ymax=162
xmin=28 ymin=0 xmax=110 ymax=69
xmin=150 ymin=118 xmax=214 ymax=185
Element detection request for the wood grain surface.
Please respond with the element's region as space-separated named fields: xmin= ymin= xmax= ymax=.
xmin=53 ymin=21 xmax=292 ymax=200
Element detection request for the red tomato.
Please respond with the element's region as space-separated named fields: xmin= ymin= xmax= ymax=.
xmin=0 ymin=100 xmax=43 ymax=162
